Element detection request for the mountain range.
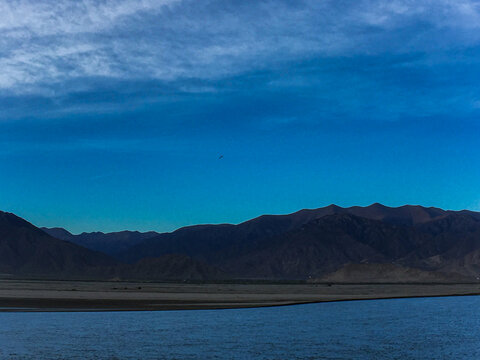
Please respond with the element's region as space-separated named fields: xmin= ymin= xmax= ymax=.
xmin=3 ymin=204 xmax=480 ymax=282
xmin=0 ymin=211 xmax=116 ymax=278
xmin=41 ymin=228 xmax=159 ymax=258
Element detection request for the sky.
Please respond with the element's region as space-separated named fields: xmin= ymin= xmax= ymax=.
xmin=1 ymin=0 xmax=480 ymax=233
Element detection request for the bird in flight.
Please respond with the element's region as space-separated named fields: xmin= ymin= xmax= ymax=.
xmin=218 ymin=155 xmax=224 ymax=160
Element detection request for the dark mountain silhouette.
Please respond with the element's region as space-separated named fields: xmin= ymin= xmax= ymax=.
xmin=3 ymin=204 xmax=480 ymax=281
xmin=220 ymin=214 xmax=427 ymax=279
xmin=41 ymin=228 xmax=159 ymax=258
xmin=115 ymin=204 xmax=480 ymax=281
xmin=400 ymin=213 xmax=480 ymax=278
xmin=0 ymin=211 xmax=220 ymax=280
xmin=0 ymin=211 xmax=117 ymax=278
xmin=117 ymin=203 xmax=457 ymax=264
xmin=41 ymin=227 xmax=74 ymax=242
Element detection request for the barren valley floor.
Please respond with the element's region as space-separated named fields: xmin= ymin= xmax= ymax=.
xmin=0 ymin=279 xmax=480 ymax=311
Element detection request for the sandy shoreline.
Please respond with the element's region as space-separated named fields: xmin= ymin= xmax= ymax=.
xmin=0 ymin=279 xmax=479 ymax=312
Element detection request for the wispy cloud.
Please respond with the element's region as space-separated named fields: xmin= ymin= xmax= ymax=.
xmin=1 ymin=0 xmax=480 ymax=98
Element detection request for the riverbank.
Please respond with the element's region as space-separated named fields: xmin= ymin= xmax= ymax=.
xmin=0 ymin=279 xmax=479 ymax=311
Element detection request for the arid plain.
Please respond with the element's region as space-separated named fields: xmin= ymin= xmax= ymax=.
xmin=1 ymin=279 xmax=479 ymax=311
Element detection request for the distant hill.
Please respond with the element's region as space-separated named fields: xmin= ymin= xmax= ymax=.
xmin=3 ymin=204 xmax=480 ymax=282
xmin=0 ymin=211 xmax=219 ymax=280
xmin=41 ymin=228 xmax=159 ymax=258
xmin=0 ymin=211 xmax=117 ymax=278
xmin=116 ymin=204 xmax=480 ymax=281
xmin=118 ymin=203 xmax=455 ymax=264
xmin=218 ymin=214 xmax=425 ymax=279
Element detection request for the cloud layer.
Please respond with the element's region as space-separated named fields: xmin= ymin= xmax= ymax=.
xmin=1 ymin=0 xmax=480 ymax=97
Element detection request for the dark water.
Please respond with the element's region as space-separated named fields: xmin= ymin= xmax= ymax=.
xmin=1 ymin=296 xmax=480 ymax=359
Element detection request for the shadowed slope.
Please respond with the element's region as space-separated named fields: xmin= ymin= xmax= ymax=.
xmin=122 ymin=254 xmax=225 ymax=281
xmin=0 ymin=211 xmax=117 ymax=277
xmin=117 ymin=205 xmax=480 ymax=280
xmin=5 ymin=205 xmax=480 ymax=282
xmin=42 ymin=227 xmax=159 ymax=258
xmin=222 ymin=214 xmax=427 ymax=279
xmin=1 ymin=212 xmax=223 ymax=280
xmin=119 ymin=204 xmax=457 ymax=264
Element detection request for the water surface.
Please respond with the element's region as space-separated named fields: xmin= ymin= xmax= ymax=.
xmin=1 ymin=296 xmax=479 ymax=359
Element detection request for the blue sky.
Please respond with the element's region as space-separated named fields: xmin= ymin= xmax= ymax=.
xmin=1 ymin=0 xmax=480 ymax=233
